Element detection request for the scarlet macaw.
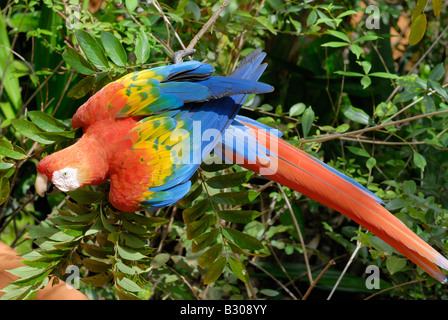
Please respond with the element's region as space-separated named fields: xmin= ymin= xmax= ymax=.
xmin=35 ymin=49 xmax=448 ymax=283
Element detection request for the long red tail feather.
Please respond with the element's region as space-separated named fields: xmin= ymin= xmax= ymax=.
xmin=234 ymin=120 xmax=448 ymax=283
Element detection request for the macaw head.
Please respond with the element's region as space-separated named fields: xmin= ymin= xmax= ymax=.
xmin=36 ymin=157 xmax=81 ymax=196
xmin=35 ymin=138 xmax=109 ymax=197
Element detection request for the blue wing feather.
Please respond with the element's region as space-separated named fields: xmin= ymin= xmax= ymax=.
xmin=133 ymin=50 xmax=273 ymax=210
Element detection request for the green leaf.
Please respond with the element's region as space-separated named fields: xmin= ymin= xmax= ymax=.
xmin=228 ymin=257 xmax=250 ymax=283
xmin=177 ymin=0 xmax=189 ymax=10
xmin=403 ymin=180 xmax=417 ymax=195
xmin=82 ymin=258 xmax=111 ymax=273
xmin=321 ymin=41 xmax=350 ymax=48
xmin=336 ymin=10 xmax=358 ymax=19
xmin=0 ymin=14 xmax=22 ymax=112
xmin=115 ymin=261 xmax=147 ymax=275
xmin=352 ymin=35 xmax=380 ymax=43
xmin=411 ymin=0 xmax=429 ymax=21
xmin=366 ymin=157 xmax=376 ymax=170
xmin=121 ymin=217 xmax=147 ymax=235
xmin=386 ymin=256 xmax=407 ymax=275
xmin=423 ymin=96 xmax=436 ymax=113
xmin=117 ymin=244 xmax=147 ymax=261
xmin=135 ymin=29 xmax=150 ymax=64
xmin=186 ymin=1 xmax=201 ymax=20
xmin=289 ymin=102 xmax=306 ymax=117
xmin=325 ymin=30 xmax=351 ymax=43
xmin=428 ymin=63 xmax=445 ymax=82
xmin=350 ymin=44 xmax=363 ymax=59
xmin=125 ymin=0 xmax=138 ymax=12
xmin=306 ymin=10 xmax=317 ymax=25
xmin=0 ymin=285 xmax=35 ymax=300
xmin=191 ymin=229 xmax=220 ymax=253
xmin=150 ymin=253 xmax=171 ymax=268
xmin=357 ymin=61 xmax=371 ymax=74
xmin=360 ymin=75 xmax=371 ymax=89
xmin=203 ymin=256 xmax=226 ymax=284
xmin=301 ymin=106 xmax=314 ymax=137
xmin=11 ymin=119 xmax=54 ymax=144
xmin=288 ymin=17 xmax=302 ymax=34
xmin=413 ymin=152 xmax=427 ymax=171
xmin=260 ymin=288 xmax=280 ymax=297
xmin=57 ymin=211 xmax=98 ymax=223
xmin=409 ymin=13 xmax=427 ymax=46
xmin=0 ymin=145 xmax=26 ymax=160
xmin=222 ymin=228 xmax=264 ymax=251
xmin=81 ymin=273 xmax=112 ymax=287
xmin=117 ymin=277 xmax=143 ymax=293
xmin=67 ymin=76 xmax=96 ymax=99
xmin=101 ymin=31 xmax=127 ymax=67
xmin=211 ymin=191 xmax=259 ymax=206
xmin=198 ymin=243 xmax=222 ymax=268
xmin=62 ymin=199 xmax=92 ymax=217
xmin=178 ymin=184 xmax=202 ymax=206
xmin=217 ymin=210 xmax=261 ymax=224
xmin=6 ymin=266 xmax=50 ymax=285
xmin=120 ymin=233 xmax=146 ymax=249
xmin=336 ymin=123 xmax=350 ymax=133
xmin=206 ymin=171 xmax=252 ymax=189
xmin=407 ymin=207 xmax=426 ymax=223
xmin=369 ymin=72 xmax=399 ymax=79
xmin=74 ymin=29 xmax=109 ymax=70
xmin=201 ymin=158 xmax=234 ymax=172
xmin=433 ymin=0 xmax=442 ymax=16
xmin=36 ymin=130 xmax=77 ymax=142
xmin=80 ymin=243 xmax=111 ymax=259
xmin=130 ymin=214 xmax=168 ymax=228
xmin=28 ymin=111 xmax=68 ymax=132
xmin=255 ymin=16 xmax=277 ymax=35
xmin=428 ymin=79 xmax=448 ymax=101
xmin=62 ymin=47 xmax=95 ymax=75
xmin=346 ymin=146 xmax=370 ymax=158
xmin=0 ymin=177 xmax=10 ymax=205
xmin=0 ymin=161 xmax=14 ymax=170
xmin=182 ymin=199 xmax=209 ymax=224
xmin=342 ymin=105 xmax=373 ymax=125
xmin=334 ymin=71 xmax=365 ymax=77
xmin=27 ymin=225 xmax=60 ymax=239
xmin=67 ymin=189 xmax=104 ymax=205
xmin=186 ymin=214 xmax=216 ymax=240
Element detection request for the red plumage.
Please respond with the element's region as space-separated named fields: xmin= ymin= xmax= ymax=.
xmin=235 ymin=119 xmax=448 ymax=283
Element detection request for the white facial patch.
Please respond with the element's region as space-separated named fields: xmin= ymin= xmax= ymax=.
xmin=52 ymin=168 xmax=81 ymax=192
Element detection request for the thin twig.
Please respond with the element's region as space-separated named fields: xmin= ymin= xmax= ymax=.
xmin=155 ymin=205 xmax=178 ymax=254
xmin=249 ymin=260 xmax=299 ymax=300
xmin=327 ymin=239 xmax=363 ymax=300
xmin=383 ymin=83 xmax=448 ymax=124
xmin=364 ymin=278 xmax=426 ymax=300
xmin=186 ymin=0 xmax=231 ymax=51
xmin=0 ymin=7 xmax=28 ymax=103
xmin=152 ymin=0 xmax=187 ymax=50
xmin=276 ymin=183 xmax=313 ymax=285
xmin=302 ymin=259 xmax=335 ymax=300
xmin=267 ymin=244 xmax=303 ymax=298
xmin=385 ymin=24 xmax=448 ymax=103
xmin=52 ymin=71 xmax=74 ymax=116
xmin=304 ymin=108 xmax=448 ymax=144
xmin=20 ymin=60 xmax=65 ymax=115
xmin=232 ymin=180 xmax=275 ymax=210
xmin=339 ymin=136 xmax=426 ymax=145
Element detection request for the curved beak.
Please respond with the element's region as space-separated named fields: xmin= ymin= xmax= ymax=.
xmin=35 ymin=173 xmax=51 ymax=197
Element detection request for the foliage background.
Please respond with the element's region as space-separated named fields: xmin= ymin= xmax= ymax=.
xmin=1 ymin=0 xmax=448 ymax=300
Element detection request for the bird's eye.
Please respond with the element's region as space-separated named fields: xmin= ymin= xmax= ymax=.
xmin=62 ymin=172 xmax=68 ymax=177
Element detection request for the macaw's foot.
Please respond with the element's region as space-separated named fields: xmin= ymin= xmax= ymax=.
xmin=172 ymin=49 xmax=196 ymax=64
